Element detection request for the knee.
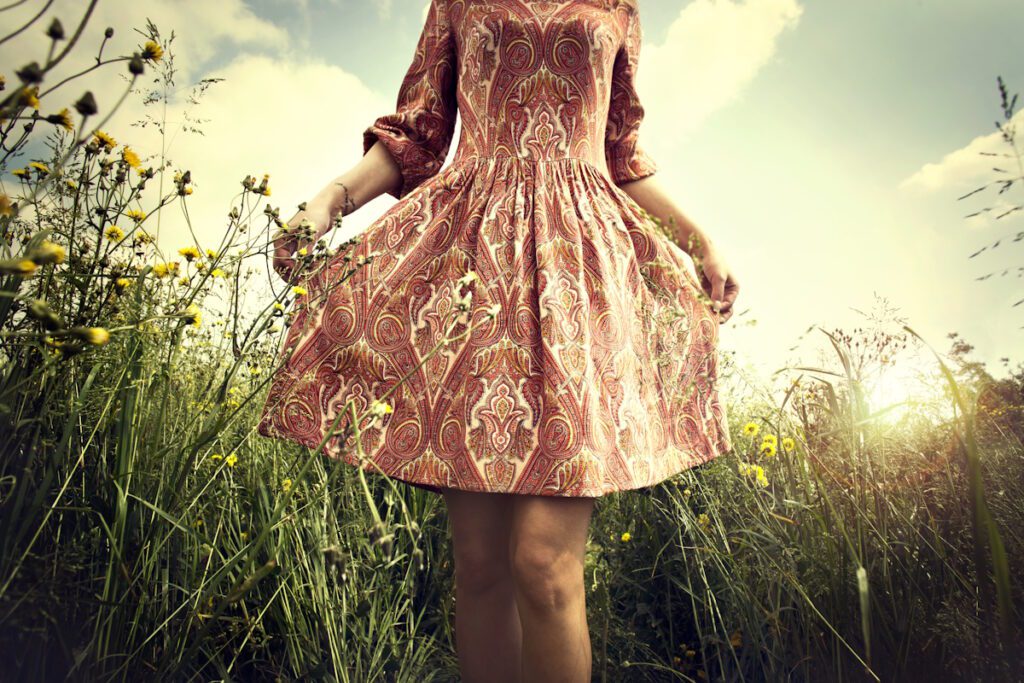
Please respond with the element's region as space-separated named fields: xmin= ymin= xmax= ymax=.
xmin=452 ymin=545 xmax=513 ymax=597
xmin=511 ymin=543 xmax=584 ymax=613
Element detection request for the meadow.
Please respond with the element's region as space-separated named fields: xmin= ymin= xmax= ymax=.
xmin=1 ymin=10 xmax=1022 ymax=682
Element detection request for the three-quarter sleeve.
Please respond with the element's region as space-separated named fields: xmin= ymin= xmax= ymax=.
xmin=363 ymin=0 xmax=459 ymax=200
xmin=604 ymin=4 xmax=658 ymax=186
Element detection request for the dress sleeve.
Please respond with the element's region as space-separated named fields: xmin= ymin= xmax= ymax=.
xmin=362 ymin=0 xmax=459 ymax=200
xmin=604 ymin=5 xmax=658 ymax=186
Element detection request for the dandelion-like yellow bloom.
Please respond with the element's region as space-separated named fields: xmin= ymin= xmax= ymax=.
xmin=66 ymin=179 xmax=78 ymax=191
xmin=225 ymin=453 xmax=238 ymax=467
xmin=133 ymin=230 xmax=154 ymax=245
xmin=697 ymin=513 xmax=710 ymax=530
xmin=759 ymin=442 xmax=777 ymax=458
xmin=206 ymin=249 xmax=218 ymax=259
xmin=762 ymin=434 xmax=777 ymax=446
xmin=104 ymin=225 xmax=124 ymax=241
xmin=282 ymin=478 xmax=293 ymax=492
xmin=20 ymin=87 xmax=41 ymax=109
xmin=93 ymin=130 xmax=117 ymax=151
xmin=78 ymin=327 xmax=111 ymax=346
xmin=782 ymin=437 xmax=795 ymax=452
xmin=28 ymin=241 xmax=66 ymax=265
xmin=49 ymin=108 xmax=74 ymax=131
xmin=126 ymin=209 xmax=146 ymax=223
xmin=142 ymin=40 xmax=164 ymax=61
xmin=209 ymin=453 xmax=223 ymax=461
xmin=12 ymin=168 xmax=29 ymax=178
xmin=115 ymin=277 xmax=132 ymax=289
xmin=292 ymin=285 xmax=307 ymax=296
xmin=183 ymin=303 xmax=201 ymax=327
xmin=121 ymin=146 xmax=141 ymax=169
xmin=620 ymin=531 xmax=631 ymax=542
xmin=29 ymin=161 xmax=51 ymax=174
xmin=210 ymin=268 xmax=226 ymax=278
xmin=273 ymin=302 xmax=285 ymax=311
xmin=742 ymin=422 xmax=759 ymax=437
xmin=178 ymin=245 xmax=201 ymax=261
xmin=297 ymin=247 xmax=307 ymax=257
xmin=152 ymin=262 xmax=169 ymax=278
xmin=0 ymin=259 xmax=37 ymax=276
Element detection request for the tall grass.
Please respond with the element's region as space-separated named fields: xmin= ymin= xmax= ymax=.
xmin=1 ymin=9 xmax=1022 ymax=682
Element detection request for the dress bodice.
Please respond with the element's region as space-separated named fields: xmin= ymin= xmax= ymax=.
xmin=364 ymin=0 xmax=657 ymax=199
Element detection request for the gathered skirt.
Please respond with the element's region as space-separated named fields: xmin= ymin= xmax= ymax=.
xmin=256 ymin=155 xmax=732 ymax=497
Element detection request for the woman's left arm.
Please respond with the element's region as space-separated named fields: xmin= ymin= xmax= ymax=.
xmin=620 ymin=175 xmax=740 ymax=323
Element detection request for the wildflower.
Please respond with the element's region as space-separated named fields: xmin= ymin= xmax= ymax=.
xmin=0 ymin=194 xmax=12 ymax=217
xmin=178 ymin=245 xmax=200 ymax=261
xmin=759 ymin=441 xmax=777 ymax=459
xmin=66 ymin=179 xmax=78 ymax=191
xmin=297 ymin=247 xmax=307 ymax=257
xmin=133 ymin=230 xmax=154 ymax=245
xmin=620 ymin=531 xmax=631 ymax=542
xmin=273 ymin=302 xmax=285 ymax=311
xmin=697 ymin=513 xmax=710 ymax=531
xmin=225 ymin=453 xmax=238 ymax=467
xmin=28 ymin=161 xmax=50 ymax=174
xmin=457 ymin=270 xmax=479 ymax=288
xmin=27 ymin=240 xmax=65 ymax=264
xmin=762 ymin=434 xmax=778 ymax=446
xmin=141 ymin=40 xmax=164 ymax=61
xmin=368 ymin=399 xmax=393 ymax=418
xmin=742 ymin=421 xmax=759 ymax=437
xmin=71 ymin=326 xmax=111 ymax=346
xmin=209 ymin=453 xmax=224 ymax=461
xmin=0 ymin=258 xmax=37 ymax=276
xmin=782 ymin=437 xmax=795 ymax=452
xmin=152 ymin=262 xmax=169 ymax=277
xmin=240 ymin=531 xmax=249 ymax=541
xmin=210 ymin=268 xmax=226 ymax=278
xmin=104 ymin=225 xmax=124 ymax=241
xmin=93 ymin=130 xmax=117 ymax=151
xmin=121 ymin=146 xmax=141 ymax=169
xmin=126 ymin=209 xmax=146 ymax=223
xmin=45 ymin=107 xmax=74 ymax=131
xmin=177 ymin=276 xmax=190 ymax=287
xmin=12 ymin=168 xmax=29 ymax=178
xmin=18 ymin=85 xmax=40 ymax=109
xmin=292 ymin=285 xmax=307 ymax=297
xmin=683 ymin=487 xmax=692 ymax=499
xmin=183 ymin=303 xmax=201 ymax=327
xmin=115 ymin=277 xmax=132 ymax=290
xmin=205 ymin=249 xmax=218 ymax=259
xmin=282 ymin=478 xmax=293 ymax=493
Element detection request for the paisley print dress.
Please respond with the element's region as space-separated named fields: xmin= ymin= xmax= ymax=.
xmin=257 ymin=0 xmax=733 ymax=497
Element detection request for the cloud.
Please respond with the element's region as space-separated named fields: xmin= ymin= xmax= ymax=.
xmin=900 ymin=108 xmax=1024 ymax=195
xmin=638 ymin=0 xmax=803 ymax=144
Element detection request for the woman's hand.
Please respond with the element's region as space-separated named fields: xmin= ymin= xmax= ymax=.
xmin=273 ymin=201 xmax=334 ymax=284
xmin=694 ymin=242 xmax=739 ymax=324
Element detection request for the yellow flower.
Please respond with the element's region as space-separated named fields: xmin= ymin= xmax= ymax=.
xmin=28 ymin=161 xmax=51 ymax=174
xmin=209 ymin=453 xmax=223 ymax=461
xmin=125 ymin=209 xmax=146 ymax=223
xmin=0 ymin=258 xmax=36 ymax=276
xmin=48 ymin=107 xmax=74 ymax=131
xmin=152 ymin=262 xmax=169 ymax=278
xmin=782 ymin=437 xmax=796 ymax=452
xmin=273 ymin=302 xmax=285 ymax=311
xmin=762 ymin=434 xmax=778 ymax=446
xmin=240 ymin=531 xmax=249 ymax=541
xmin=73 ymin=327 xmax=111 ymax=346
xmin=282 ymin=478 xmax=293 ymax=492
xmin=183 ymin=303 xmax=201 ymax=327
xmin=133 ymin=230 xmax=154 ymax=245
xmin=19 ymin=86 xmax=40 ymax=109
xmin=742 ymin=422 xmax=759 ymax=437
xmin=759 ymin=441 xmax=777 ymax=458
xmin=142 ymin=40 xmax=164 ymax=61
xmin=292 ymin=285 xmax=307 ymax=297
xmin=104 ymin=225 xmax=125 ymax=241
xmin=697 ymin=513 xmax=710 ymax=530
xmin=683 ymin=487 xmax=692 ymax=499
xmin=28 ymin=241 xmax=65 ymax=265
xmin=297 ymin=247 xmax=307 ymax=257
xmin=93 ymin=130 xmax=117 ymax=151
xmin=115 ymin=277 xmax=132 ymax=289
xmin=178 ymin=245 xmax=201 ymax=261
xmin=368 ymin=399 xmax=393 ymax=418
xmin=121 ymin=145 xmax=142 ymax=169
xmin=225 ymin=453 xmax=238 ymax=467
xmin=12 ymin=168 xmax=30 ymax=178
xmin=205 ymin=249 xmax=218 ymax=259
xmin=210 ymin=268 xmax=226 ymax=278
xmin=620 ymin=531 xmax=631 ymax=542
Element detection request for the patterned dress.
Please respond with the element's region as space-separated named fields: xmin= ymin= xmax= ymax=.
xmin=257 ymin=0 xmax=733 ymax=497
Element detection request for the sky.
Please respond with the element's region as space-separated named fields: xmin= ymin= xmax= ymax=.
xmin=3 ymin=0 xmax=1023 ymax=403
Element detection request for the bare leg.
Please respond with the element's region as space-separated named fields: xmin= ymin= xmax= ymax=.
xmin=509 ymin=495 xmax=597 ymax=683
xmin=442 ymin=488 xmax=521 ymax=683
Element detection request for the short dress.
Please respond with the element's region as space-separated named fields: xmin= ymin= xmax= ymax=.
xmin=256 ymin=0 xmax=733 ymax=497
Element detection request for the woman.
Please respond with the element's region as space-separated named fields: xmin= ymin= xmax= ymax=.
xmin=263 ymin=0 xmax=739 ymax=680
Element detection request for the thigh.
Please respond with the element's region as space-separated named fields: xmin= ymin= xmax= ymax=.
xmin=509 ymin=495 xmax=596 ymax=563
xmin=442 ymin=488 xmax=516 ymax=563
